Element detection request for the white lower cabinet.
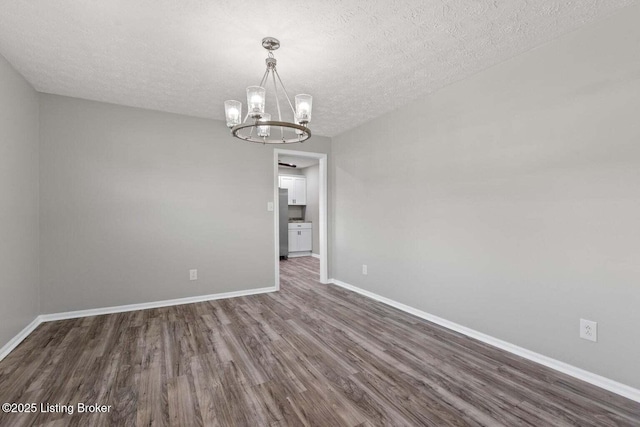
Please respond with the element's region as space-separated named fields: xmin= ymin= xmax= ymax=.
xmin=298 ymin=229 xmax=312 ymax=251
xmin=288 ymin=230 xmax=299 ymax=252
xmin=288 ymin=223 xmax=312 ymax=253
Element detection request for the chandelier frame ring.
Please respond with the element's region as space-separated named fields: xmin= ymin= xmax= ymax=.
xmin=231 ymin=121 xmax=311 ymax=144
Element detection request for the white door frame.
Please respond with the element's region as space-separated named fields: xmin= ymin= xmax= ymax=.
xmin=274 ymin=149 xmax=328 ymax=288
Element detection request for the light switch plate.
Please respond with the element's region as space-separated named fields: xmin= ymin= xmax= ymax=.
xmin=267 ymin=202 xmax=274 ymax=211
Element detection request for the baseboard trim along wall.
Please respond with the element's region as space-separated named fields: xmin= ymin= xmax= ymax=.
xmin=0 ymin=317 xmax=42 ymax=362
xmin=39 ymin=286 xmax=277 ymax=321
xmin=311 ymin=253 xmax=320 ymax=259
xmin=0 ymin=286 xmax=277 ymax=363
xmin=288 ymin=252 xmax=312 ymax=258
xmin=3 ymin=279 xmax=638 ymax=403
xmin=329 ymin=278 xmax=640 ymax=403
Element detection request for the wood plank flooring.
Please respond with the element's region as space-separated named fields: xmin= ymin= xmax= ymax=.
xmin=0 ymin=256 xmax=638 ymax=426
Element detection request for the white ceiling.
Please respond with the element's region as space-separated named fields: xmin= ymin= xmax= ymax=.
xmin=0 ymin=1 xmax=635 ymax=137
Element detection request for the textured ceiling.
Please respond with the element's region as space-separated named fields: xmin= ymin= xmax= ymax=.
xmin=0 ymin=0 xmax=636 ymax=137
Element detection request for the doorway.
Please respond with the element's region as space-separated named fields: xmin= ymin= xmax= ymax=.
xmin=273 ymin=149 xmax=328 ymax=288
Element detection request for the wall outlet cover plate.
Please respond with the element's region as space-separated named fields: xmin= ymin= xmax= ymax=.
xmin=580 ymin=318 xmax=597 ymax=342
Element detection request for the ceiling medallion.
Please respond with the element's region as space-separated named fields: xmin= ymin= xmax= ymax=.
xmin=224 ymin=37 xmax=312 ymax=144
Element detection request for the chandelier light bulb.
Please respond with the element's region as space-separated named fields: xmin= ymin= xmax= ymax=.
xmin=257 ymin=113 xmax=271 ymax=137
xmin=224 ymin=100 xmax=242 ymax=128
xmin=246 ymin=86 xmax=266 ymax=118
xmin=295 ymin=94 xmax=313 ymax=124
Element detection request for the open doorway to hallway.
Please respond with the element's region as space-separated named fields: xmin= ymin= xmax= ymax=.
xmin=273 ymin=149 xmax=328 ymax=288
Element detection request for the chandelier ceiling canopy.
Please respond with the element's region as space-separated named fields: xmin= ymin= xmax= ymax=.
xmin=224 ymin=37 xmax=312 ymax=144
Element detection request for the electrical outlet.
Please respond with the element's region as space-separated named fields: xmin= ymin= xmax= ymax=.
xmin=362 ymin=264 xmax=368 ymax=275
xmin=189 ymin=269 xmax=198 ymax=281
xmin=580 ymin=319 xmax=597 ymax=342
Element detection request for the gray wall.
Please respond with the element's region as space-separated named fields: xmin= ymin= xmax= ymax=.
xmin=303 ymin=164 xmax=320 ymax=254
xmin=331 ymin=6 xmax=640 ymax=388
xmin=39 ymin=94 xmax=330 ymax=314
xmin=278 ymin=166 xmax=303 ymax=176
xmin=0 ymin=54 xmax=40 ymax=348
xmin=287 ymin=206 xmax=304 ymax=220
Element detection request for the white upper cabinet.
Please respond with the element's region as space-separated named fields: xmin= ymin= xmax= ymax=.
xmin=292 ymin=177 xmax=306 ymax=205
xmin=279 ymin=175 xmax=306 ymax=205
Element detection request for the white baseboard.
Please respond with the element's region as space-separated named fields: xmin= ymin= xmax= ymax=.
xmin=288 ymin=252 xmax=312 ymax=258
xmin=0 ymin=286 xmax=277 ymax=363
xmin=311 ymin=253 xmax=320 ymax=259
xmin=39 ymin=286 xmax=277 ymax=322
xmin=329 ymin=278 xmax=640 ymax=403
xmin=0 ymin=317 xmax=42 ymax=362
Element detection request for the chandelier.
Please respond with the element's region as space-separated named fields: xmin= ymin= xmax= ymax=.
xmin=224 ymin=37 xmax=313 ymax=144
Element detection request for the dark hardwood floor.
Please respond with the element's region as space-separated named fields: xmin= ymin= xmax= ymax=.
xmin=0 ymin=256 xmax=638 ymax=426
